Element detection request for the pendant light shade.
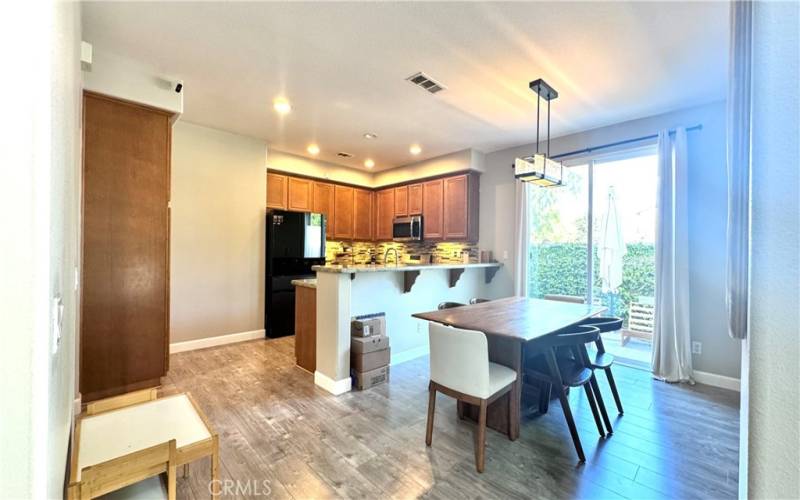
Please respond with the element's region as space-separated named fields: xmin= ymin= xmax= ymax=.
xmin=514 ymin=78 xmax=564 ymax=187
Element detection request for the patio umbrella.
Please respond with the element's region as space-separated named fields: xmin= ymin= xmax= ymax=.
xmin=598 ymin=186 xmax=626 ymax=296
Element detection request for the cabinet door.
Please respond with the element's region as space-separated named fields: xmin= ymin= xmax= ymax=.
xmin=267 ymin=172 xmax=288 ymax=209
xmin=376 ymin=189 xmax=395 ymax=240
xmin=333 ymin=185 xmax=354 ymax=240
xmin=312 ymin=182 xmax=335 ymax=237
xmin=444 ymin=175 xmax=469 ymax=240
xmin=353 ymin=188 xmax=373 ymax=240
xmin=394 ymin=186 xmax=408 ymax=217
xmin=81 ymin=92 xmax=170 ymax=401
xmin=408 ymin=183 xmax=423 ymax=215
xmin=287 ymin=177 xmax=312 ymax=211
xmin=422 ymin=179 xmax=444 ymax=239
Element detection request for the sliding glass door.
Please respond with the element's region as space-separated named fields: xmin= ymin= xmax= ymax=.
xmin=528 ymin=147 xmax=658 ymax=368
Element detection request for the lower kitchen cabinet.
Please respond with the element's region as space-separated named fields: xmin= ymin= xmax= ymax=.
xmin=294 ymin=285 xmax=316 ymax=372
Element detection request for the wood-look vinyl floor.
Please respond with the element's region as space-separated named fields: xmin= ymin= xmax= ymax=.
xmin=162 ymin=337 xmax=739 ymax=500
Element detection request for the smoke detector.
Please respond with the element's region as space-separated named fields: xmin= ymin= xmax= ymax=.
xmin=337 ymin=152 xmax=354 ymax=158
xmin=406 ymin=72 xmax=446 ymax=94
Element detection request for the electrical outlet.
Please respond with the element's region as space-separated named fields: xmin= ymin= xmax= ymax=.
xmin=502 ymin=250 xmax=509 ymax=260
xmin=692 ymin=341 xmax=702 ymax=355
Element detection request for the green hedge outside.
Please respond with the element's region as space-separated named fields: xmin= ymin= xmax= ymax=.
xmin=528 ymin=242 xmax=655 ymax=323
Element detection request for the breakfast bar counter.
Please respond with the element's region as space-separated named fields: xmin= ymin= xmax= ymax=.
xmin=312 ymin=262 xmax=504 ymax=395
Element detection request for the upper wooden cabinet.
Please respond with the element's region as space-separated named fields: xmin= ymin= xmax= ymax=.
xmin=353 ymin=189 xmax=373 ymax=240
xmin=333 ymin=185 xmax=354 ymax=240
xmin=422 ymin=179 xmax=444 ymax=240
xmin=443 ymin=174 xmax=479 ymax=242
xmin=266 ymin=173 xmax=288 ymax=209
xmin=376 ymin=189 xmax=395 ymax=240
xmin=287 ymin=177 xmax=313 ymax=211
xmin=394 ymin=186 xmax=408 ymax=217
xmin=312 ymin=182 xmax=335 ymax=237
xmin=408 ymin=183 xmax=423 ymax=215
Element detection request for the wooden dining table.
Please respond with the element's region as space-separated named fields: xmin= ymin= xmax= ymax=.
xmin=413 ymin=297 xmax=606 ymax=440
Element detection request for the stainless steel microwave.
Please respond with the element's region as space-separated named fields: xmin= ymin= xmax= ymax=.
xmin=392 ymin=216 xmax=423 ymax=241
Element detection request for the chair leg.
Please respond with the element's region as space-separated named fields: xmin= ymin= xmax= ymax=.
xmin=604 ymin=367 xmax=624 ymax=415
xmin=590 ymin=375 xmax=613 ymax=435
xmin=507 ymin=384 xmax=515 ymax=441
xmin=475 ymin=399 xmax=487 ymax=473
xmin=556 ymin=386 xmax=585 ymax=462
xmin=426 ymin=384 xmax=436 ymax=446
xmin=538 ymin=382 xmax=551 ymax=414
xmin=457 ymin=400 xmax=466 ymax=420
xmin=583 ymin=383 xmax=605 ymax=437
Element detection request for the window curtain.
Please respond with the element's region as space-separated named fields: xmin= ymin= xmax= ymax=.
xmin=652 ymin=128 xmax=693 ymax=383
xmin=513 ymin=180 xmax=530 ymax=297
xmin=726 ymin=0 xmax=753 ymax=340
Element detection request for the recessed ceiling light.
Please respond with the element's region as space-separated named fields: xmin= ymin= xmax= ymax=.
xmin=364 ymin=159 xmax=375 ymax=169
xmin=307 ymin=144 xmax=320 ymax=155
xmin=273 ymin=97 xmax=291 ymax=114
xmin=409 ymin=144 xmax=422 ymax=155
xmin=363 ymin=133 xmax=378 ymax=140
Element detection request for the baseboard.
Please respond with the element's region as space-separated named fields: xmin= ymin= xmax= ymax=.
xmin=694 ymin=370 xmax=741 ymax=391
xmin=169 ymin=329 xmax=265 ymax=354
xmin=391 ymin=344 xmax=429 ymax=366
xmin=314 ymin=371 xmax=352 ymax=395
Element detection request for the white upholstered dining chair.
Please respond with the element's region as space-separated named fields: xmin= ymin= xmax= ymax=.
xmin=426 ymin=322 xmax=517 ymax=472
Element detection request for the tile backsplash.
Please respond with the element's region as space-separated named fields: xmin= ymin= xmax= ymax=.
xmin=326 ymin=240 xmax=481 ymax=265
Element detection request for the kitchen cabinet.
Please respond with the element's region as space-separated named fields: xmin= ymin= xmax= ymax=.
xmin=287 ymin=177 xmax=312 ymax=211
xmin=312 ymin=182 xmax=335 ymax=237
xmin=376 ymin=189 xmax=395 ymax=240
xmin=408 ymin=183 xmax=423 ymax=215
xmin=394 ymin=186 xmax=408 ymax=217
xmin=81 ymin=92 xmax=171 ymax=402
xmin=267 ymin=172 xmax=288 ymax=209
xmin=334 ymin=185 xmax=354 ymax=240
xmin=353 ymin=188 xmax=373 ymax=240
xmin=422 ymin=179 xmax=444 ymax=239
xmin=443 ymin=173 xmax=479 ymax=242
xmin=294 ymin=285 xmax=316 ymax=372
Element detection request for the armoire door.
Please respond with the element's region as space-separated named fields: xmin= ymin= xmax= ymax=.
xmin=80 ymin=92 xmax=171 ymax=401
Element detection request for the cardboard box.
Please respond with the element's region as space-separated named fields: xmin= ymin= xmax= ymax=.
xmin=351 ymin=317 xmax=383 ymax=338
xmin=352 ymin=365 xmax=390 ymax=390
xmin=351 ymin=347 xmax=391 ymax=373
xmin=351 ymin=334 xmax=390 ymax=354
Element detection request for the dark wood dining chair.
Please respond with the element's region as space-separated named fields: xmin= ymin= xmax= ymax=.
xmin=469 ymin=298 xmax=491 ymax=304
xmin=524 ymin=325 xmax=611 ymax=462
xmin=438 ymin=301 xmax=466 ymax=310
xmin=578 ymin=316 xmax=625 ymax=414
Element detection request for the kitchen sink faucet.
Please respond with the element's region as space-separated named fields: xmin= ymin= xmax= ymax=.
xmin=384 ymin=248 xmax=399 ymax=265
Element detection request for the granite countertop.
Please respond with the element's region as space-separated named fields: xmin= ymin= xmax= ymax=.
xmin=312 ymin=262 xmax=503 ymax=274
xmin=291 ymin=278 xmax=317 ymax=289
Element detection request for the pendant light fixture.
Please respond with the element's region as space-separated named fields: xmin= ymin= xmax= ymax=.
xmin=514 ymin=78 xmax=564 ymax=187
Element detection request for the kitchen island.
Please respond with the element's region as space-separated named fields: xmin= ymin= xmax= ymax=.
xmin=311 ymin=262 xmax=503 ymax=395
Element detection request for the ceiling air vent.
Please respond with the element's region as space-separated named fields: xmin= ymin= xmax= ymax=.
xmin=406 ymin=72 xmax=446 ymax=94
xmin=337 ymin=152 xmax=353 ymax=158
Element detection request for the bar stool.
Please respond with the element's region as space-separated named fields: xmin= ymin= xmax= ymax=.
xmin=438 ymin=301 xmax=466 ymax=310
xmin=578 ymin=317 xmax=625 ymax=415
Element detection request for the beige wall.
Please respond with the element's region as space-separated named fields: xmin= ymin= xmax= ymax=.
xmin=372 ymin=149 xmax=481 ymax=187
xmin=745 ymin=1 xmax=800 ymax=497
xmin=170 ymin=122 xmax=267 ymax=343
xmin=268 ymin=149 xmax=373 ymax=186
xmin=0 ymin=2 xmax=82 ymax=497
xmin=268 ymin=148 xmax=483 ymax=188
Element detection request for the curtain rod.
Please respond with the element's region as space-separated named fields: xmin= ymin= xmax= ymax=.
xmin=551 ymin=124 xmax=703 ymax=160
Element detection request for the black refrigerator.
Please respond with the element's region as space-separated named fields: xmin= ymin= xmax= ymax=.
xmin=265 ymin=210 xmax=326 ymax=338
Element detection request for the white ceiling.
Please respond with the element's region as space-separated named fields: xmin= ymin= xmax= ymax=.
xmin=82 ymin=1 xmax=729 ymax=172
